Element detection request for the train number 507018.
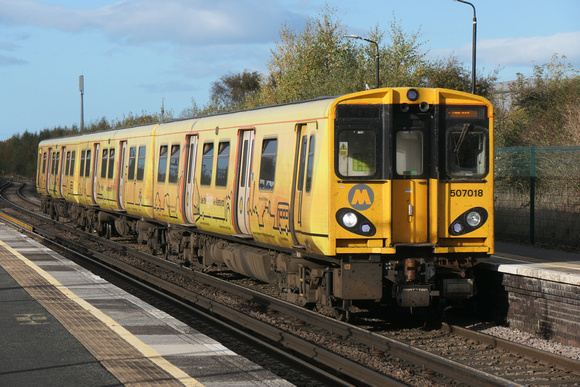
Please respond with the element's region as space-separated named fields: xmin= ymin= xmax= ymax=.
xmin=449 ymin=189 xmax=484 ymax=197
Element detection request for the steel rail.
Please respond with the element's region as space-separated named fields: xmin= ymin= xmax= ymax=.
xmin=3 ymin=181 xmax=580 ymax=386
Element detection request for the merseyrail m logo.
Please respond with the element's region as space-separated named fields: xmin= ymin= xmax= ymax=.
xmin=348 ymin=184 xmax=374 ymax=211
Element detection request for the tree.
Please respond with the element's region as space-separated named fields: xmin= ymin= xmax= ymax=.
xmin=252 ymin=7 xmax=491 ymax=106
xmin=494 ymin=55 xmax=580 ymax=147
xmin=210 ymin=70 xmax=261 ymax=111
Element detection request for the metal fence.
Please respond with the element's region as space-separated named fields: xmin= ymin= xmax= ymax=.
xmin=494 ymin=146 xmax=580 ymax=247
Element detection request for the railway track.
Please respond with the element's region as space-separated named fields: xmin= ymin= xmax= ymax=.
xmin=3 ymin=180 xmax=580 ymax=386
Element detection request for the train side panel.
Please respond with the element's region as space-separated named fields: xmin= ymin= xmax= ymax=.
xmin=60 ymin=140 xmax=82 ymax=204
xmin=193 ymin=119 xmax=242 ymax=236
xmin=122 ymin=124 xmax=159 ymax=220
xmin=36 ymin=142 xmax=52 ymax=196
xmin=151 ymin=121 xmax=191 ymax=224
xmin=93 ymin=132 xmax=122 ymax=211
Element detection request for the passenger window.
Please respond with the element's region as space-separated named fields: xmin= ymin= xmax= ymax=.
xmin=101 ymin=149 xmax=108 ymax=178
xmin=51 ymin=153 xmax=56 ymax=175
xmin=337 ymin=130 xmax=376 ymax=177
xmin=200 ymin=142 xmax=214 ymax=186
xmin=55 ymin=152 xmax=60 ymax=176
xmin=396 ymin=131 xmax=423 ymax=176
xmin=259 ymin=138 xmax=277 ymax=190
xmin=157 ymin=145 xmax=168 ymax=183
xmin=85 ymin=150 xmax=91 ymax=177
xmin=137 ymin=146 xmax=146 ymax=181
xmin=127 ymin=146 xmax=137 ymax=181
xmin=168 ymin=144 xmax=180 ymax=184
xmin=65 ymin=151 xmax=71 ymax=176
xmin=305 ymin=135 xmax=315 ymax=193
xmin=70 ymin=151 xmax=76 ymax=177
xmin=108 ymin=148 xmax=115 ymax=179
xmin=216 ymin=141 xmax=230 ymax=187
xmin=80 ymin=150 xmax=86 ymax=177
xmin=240 ymin=140 xmax=249 ymax=188
xmin=297 ymin=136 xmax=307 ymax=191
xmin=42 ymin=152 xmax=47 ymax=174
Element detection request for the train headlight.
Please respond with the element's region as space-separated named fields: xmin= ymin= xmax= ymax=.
xmin=407 ymin=88 xmax=419 ymax=101
xmin=448 ymin=207 xmax=488 ymax=236
xmin=336 ymin=208 xmax=376 ymax=236
xmin=342 ymin=212 xmax=358 ymax=228
xmin=466 ymin=211 xmax=481 ymax=227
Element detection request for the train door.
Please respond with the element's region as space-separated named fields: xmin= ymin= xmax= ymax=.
xmin=45 ymin=148 xmax=52 ymax=194
xmin=392 ymin=113 xmax=430 ymax=243
xmin=290 ymin=123 xmax=316 ymax=246
xmin=235 ymin=130 xmax=254 ymax=235
xmin=118 ymin=141 xmax=127 ymax=210
xmin=58 ymin=146 xmax=65 ymax=197
xmin=92 ymin=143 xmax=100 ymax=204
xmin=183 ymin=135 xmax=198 ymax=224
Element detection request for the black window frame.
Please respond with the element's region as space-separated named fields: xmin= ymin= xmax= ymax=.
xmin=127 ymin=146 xmax=137 ymax=181
xmin=65 ymin=151 xmax=71 ymax=176
xmin=137 ymin=146 xmax=146 ymax=181
xmin=168 ymin=144 xmax=180 ymax=184
xmin=200 ymin=142 xmax=214 ymax=186
xmin=441 ymin=106 xmax=490 ymax=181
xmin=101 ymin=149 xmax=108 ymax=178
xmin=334 ymin=104 xmax=383 ymax=181
xmin=85 ymin=149 xmax=92 ymax=178
xmin=259 ymin=137 xmax=277 ymax=191
xmin=216 ymin=141 xmax=230 ymax=187
xmin=305 ymin=135 xmax=315 ymax=193
xmin=107 ymin=148 xmax=115 ymax=179
xmin=80 ymin=150 xmax=86 ymax=177
xmin=70 ymin=151 xmax=76 ymax=177
xmin=157 ymin=145 xmax=168 ymax=183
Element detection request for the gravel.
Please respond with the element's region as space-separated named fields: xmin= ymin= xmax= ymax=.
xmin=473 ymin=323 xmax=580 ymax=360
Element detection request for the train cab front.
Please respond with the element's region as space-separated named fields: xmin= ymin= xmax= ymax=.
xmin=330 ymin=87 xmax=494 ymax=312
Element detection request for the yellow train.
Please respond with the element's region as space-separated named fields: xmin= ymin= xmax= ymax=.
xmin=37 ymin=87 xmax=494 ymax=318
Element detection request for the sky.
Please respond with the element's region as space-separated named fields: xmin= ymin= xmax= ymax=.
xmin=0 ymin=0 xmax=578 ymax=141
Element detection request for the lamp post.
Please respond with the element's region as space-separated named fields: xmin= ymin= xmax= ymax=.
xmin=79 ymin=75 xmax=84 ymax=131
xmin=345 ymin=35 xmax=380 ymax=89
xmin=455 ymin=0 xmax=477 ymax=94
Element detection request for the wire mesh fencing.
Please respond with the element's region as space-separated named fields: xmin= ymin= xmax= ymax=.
xmin=494 ymin=146 xmax=580 ymax=247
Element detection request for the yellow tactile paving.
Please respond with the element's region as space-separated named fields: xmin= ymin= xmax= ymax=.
xmin=0 ymin=240 xmax=203 ymax=387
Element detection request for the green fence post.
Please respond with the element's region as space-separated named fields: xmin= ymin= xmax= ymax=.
xmin=529 ymin=146 xmax=536 ymax=244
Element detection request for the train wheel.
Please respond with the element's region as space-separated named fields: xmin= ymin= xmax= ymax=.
xmin=105 ymin=223 xmax=112 ymax=240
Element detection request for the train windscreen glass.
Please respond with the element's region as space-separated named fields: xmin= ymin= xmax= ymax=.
xmin=444 ymin=106 xmax=489 ymax=179
xmin=337 ymin=130 xmax=376 ymax=177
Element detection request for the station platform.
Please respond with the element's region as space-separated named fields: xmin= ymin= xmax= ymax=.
xmin=0 ymin=222 xmax=293 ymax=386
xmin=479 ymin=241 xmax=580 ymax=347
xmin=491 ymin=241 xmax=580 ymax=284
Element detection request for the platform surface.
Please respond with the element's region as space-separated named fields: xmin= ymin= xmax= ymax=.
xmin=489 ymin=241 xmax=580 ymax=285
xmin=0 ymin=221 xmax=293 ymax=386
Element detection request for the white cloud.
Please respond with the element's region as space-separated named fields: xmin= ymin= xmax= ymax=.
xmin=478 ymin=32 xmax=580 ymax=66
xmin=434 ymin=31 xmax=580 ymax=67
xmin=0 ymin=0 xmax=304 ymax=46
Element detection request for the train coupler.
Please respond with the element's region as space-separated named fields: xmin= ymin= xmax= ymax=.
xmin=441 ymin=278 xmax=474 ymax=299
xmin=396 ymin=285 xmax=439 ymax=308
